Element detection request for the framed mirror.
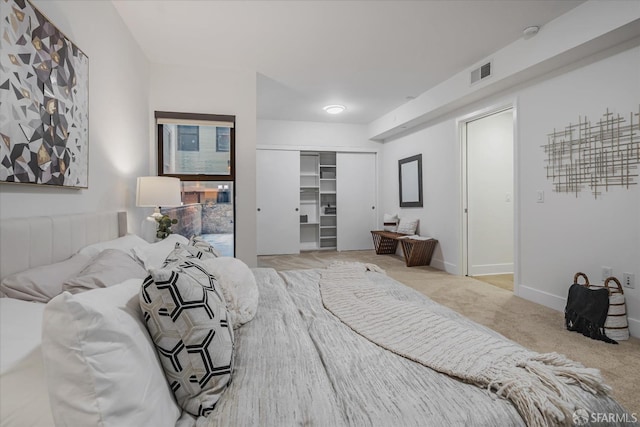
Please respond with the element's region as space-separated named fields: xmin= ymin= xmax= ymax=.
xmin=399 ymin=154 xmax=423 ymax=207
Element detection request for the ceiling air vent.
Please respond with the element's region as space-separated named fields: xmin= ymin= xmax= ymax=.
xmin=470 ymin=61 xmax=492 ymax=85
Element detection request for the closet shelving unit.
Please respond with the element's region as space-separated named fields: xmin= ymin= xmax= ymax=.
xmin=299 ymin=151 xmax=337 ymax=251
xmin=318 ymin=152 xmax=337 ymax=250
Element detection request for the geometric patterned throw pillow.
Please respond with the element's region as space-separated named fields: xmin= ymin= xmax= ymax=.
xmin=139 ymin=263 xmax=234 ymax=417
xmin=162 ymin=242 xmax=218 ymax=268
xmin=189 ymin=235 xmax=221 ymax=257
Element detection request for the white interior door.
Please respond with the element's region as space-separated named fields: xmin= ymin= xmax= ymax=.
xmin=337 ymin=152 xmax=377 ymax=251
xmin=465 ymin=109 xmax=514 ymax=275
xmin=257 ymin=149 xmax=300 ymax=255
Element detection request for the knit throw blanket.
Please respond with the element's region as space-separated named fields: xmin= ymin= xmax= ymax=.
xmin=319 ymin=263 xmax=611 ymax=427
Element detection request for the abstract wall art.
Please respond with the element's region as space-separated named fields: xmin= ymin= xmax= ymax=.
xmin=543 ymin=107 xmax=639 ymax=199
xmin=0 ymin=0 xmax=89 ymax=188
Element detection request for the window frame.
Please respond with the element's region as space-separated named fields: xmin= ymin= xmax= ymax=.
xmin=156 ymin=110 xmax=236 ymax=257
xmin=156 ymin=111 xmax=235 ymax=181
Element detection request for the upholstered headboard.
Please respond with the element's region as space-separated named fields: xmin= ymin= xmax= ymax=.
xmin=0 ymin=212 xmax=127 ymax=281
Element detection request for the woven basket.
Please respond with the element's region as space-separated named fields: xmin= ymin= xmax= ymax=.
xmin=574 ymin=272 xmax=589 ymax=287
xmin=601 ymin=277 xmax=629 ymax=341
xmin=575 ymin=273 xmax=629 ymax=341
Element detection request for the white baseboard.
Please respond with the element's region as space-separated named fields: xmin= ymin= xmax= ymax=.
xmin=517 ymin=285 xmax=566 ymax=311
xmin=430 ymin=258 xmax=458 ymax=274
xmin=518 ymin=285 xmax=639 ymax=338
xmin=628 ymin=317 xmax=640 ymax=339
xmin=469 ymin=263 xmax=513 ymax=276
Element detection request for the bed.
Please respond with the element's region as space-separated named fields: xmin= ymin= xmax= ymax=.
xmin=0 ymin=212 xmax=635 ymax=427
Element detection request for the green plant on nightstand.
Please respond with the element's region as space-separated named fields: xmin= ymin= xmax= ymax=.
xmin=155 ymin=215 xmax=178 ymax=240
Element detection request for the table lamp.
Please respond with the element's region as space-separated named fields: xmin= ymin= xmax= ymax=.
xmin=136 ymin=176 xmax=182 ymax=241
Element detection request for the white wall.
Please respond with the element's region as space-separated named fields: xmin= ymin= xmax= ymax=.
xmin=0 ymin=1 xmax=150 ymax=231
xmin=380 ymin=45 xmax=640 ymax=336
xmin=258 ymin=119 xmax=380 ymax=152
xmin=149 ymin=65 xmax=257 ymax=266
xmin=381 ymin=120 xmax=459 ymax=272
xmin=516 ymin=46 xmax=640 ymax=335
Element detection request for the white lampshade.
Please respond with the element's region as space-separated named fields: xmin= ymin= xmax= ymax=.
xmin=136 ymin=176 xmax=182 ymax=208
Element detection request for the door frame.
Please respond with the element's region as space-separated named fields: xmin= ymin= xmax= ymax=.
xmin=457 ymin=99 xmax=520 ymax=294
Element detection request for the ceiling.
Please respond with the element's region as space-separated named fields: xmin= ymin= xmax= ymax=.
xmin=112 ymin=0 xmax=584 ymax=125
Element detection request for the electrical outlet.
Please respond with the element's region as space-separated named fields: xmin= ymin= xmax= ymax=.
xmin=602 ymin=266 xmax=613 ymax=281
xmin=622 ymin=273 xmax=635 ymax=289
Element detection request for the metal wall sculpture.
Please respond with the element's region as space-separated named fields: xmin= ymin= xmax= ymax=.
xmin=0 ymin=0 xmax=89 ymax=188
xmin=543 ymin=107 xmax=639 ymax=198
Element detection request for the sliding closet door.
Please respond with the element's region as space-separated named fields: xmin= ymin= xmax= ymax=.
xmin=256 ymin=149 xmax=300 ymax=255
xmin=337 ymin=152 xmax=376 ymax=251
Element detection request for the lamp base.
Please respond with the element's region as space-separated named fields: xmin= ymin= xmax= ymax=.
xmin=150 ymin=207 xmax=163 ymax=220
xmin=140 ymin=216 xmax=158 ymax=243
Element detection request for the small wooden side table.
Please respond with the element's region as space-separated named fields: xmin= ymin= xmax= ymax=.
xmin=370 ymin=230 xmax=406 ymax=254
xmin=399 ymin=237 xmax=438 ymax=267
xmin=370 ymin=231 xmax=438 ymax=267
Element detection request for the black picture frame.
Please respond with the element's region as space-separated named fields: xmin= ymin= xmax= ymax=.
xmin=399 ymin=154 xmax=423 ymax=207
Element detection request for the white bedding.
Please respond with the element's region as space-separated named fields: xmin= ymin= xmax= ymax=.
xmin=219 ymin=268 xmax=631 ymax=426
xmin=0 ymin=348 xmax=54 ymax=427
xmin=0 ymin=265 xmax=633 ymax=427
xmin=0 ymin=298 xmax=45 ymax=374
xmin=0 ymin=299 xmax=54 ymax=427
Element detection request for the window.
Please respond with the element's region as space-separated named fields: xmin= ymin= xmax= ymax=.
xmin=156 ymin=111 xmax=235 ymax=256
xmin=177 ymin=125 xmax=199 ymax=151
xmin=157 ymin=111 xmax=234 ymax=179
xmin=216 ymin=127 xmax=230 ymax=152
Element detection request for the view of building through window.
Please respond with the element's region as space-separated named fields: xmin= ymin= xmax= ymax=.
xmin=163 ymin=124 xmax=231 ymax=176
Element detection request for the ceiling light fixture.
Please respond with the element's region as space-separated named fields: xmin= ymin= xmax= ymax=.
xmin=323 ymin=104 xmax=346 ymax=115
xmin=523 ymin=25 xmax=540 ymax=39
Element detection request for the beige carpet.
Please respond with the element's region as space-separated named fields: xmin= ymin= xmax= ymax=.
xmin=473 ymin=274 xmax=514 ymax=291
xmin=258 ymin=250 xmax=639 ymax=415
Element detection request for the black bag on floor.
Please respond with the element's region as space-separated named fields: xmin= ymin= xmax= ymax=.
xmin=565 ymin=279 xmax=617 ymax=344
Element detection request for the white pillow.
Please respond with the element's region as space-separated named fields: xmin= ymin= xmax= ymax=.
xmin=42 ymin=279 xmax=181 ymax=427
xmin=201 ymin=257 xmax=259 ymax=328
xmin=396 ymin=218 xmax=419 ymax=235
xmin=383 ymin=213 xmax=399 ymax=232
xmin=78 ymin=234 xmax=150 ymax=258
xmin=63 ymin=249 xmax=148 ymax=294
xmin=0 ymin=253 xmax=90 ymax=303
xmin=131 ymin=234 xmax=189 ymax=270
